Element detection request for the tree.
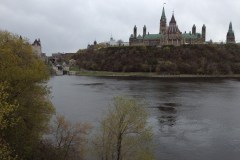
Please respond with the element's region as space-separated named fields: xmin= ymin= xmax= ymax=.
xmin=34 ymin=114 xmax=91 ymax=160
xmin=48 ymin=114 xmax=91 ymax=160
xmin=93 ymin=96 xmax=154 ymax=160
xmin=0 ymin=30 xmax=55 ymax=159
xmin=0 ymin=82 xmax=19 ymax=160
xmin=0 ymin=142 xmax=18 ymax=160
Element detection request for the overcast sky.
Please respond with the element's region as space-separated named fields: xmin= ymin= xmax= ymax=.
xmin=0 ymin=0 xmax=239 ymax=55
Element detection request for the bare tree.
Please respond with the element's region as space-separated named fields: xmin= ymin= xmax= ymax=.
xmin=49 ymin=114 xmax=91 ymax=160
xmin=93 ymin=96 xmax=154 ymax=160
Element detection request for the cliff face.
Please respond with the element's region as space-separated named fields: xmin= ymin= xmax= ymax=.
xmin=74 ymin=44 xmax=240 ymax=75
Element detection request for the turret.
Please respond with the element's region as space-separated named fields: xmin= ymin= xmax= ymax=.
xmin=202 ymin=24 xmax=206 ymax=42
xmin=94 ymin=40 xmax=97 ymax=45
xmin=32 ymin=38 xmax=42 ymax=56
xmin=226 ymin=22 xmax=236 ymax=43
xmin=192 ymin=24 xmax=196 ymax=35
xmin=160 ymin=7 xmax=167 ymax=34
xmin=134 ymin=25 xmax=137 ymax=38
xmin=38 ymin=38 xmax=41 ymax=46
xmin=143 ymin=25 xmax=147 ymax=37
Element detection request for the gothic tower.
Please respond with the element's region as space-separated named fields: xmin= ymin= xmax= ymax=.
xmin=226 ymin=22 xmax=236 ymax=44
xmin=167 ymin=13 xmax=181 ymax=45
xmin=192 ymin=24 xmax=196 ymax=35
xmin=160 ymin=7 xmax=167 ymax=34
xmin=134 ymin=25 xmax=137 ymax=38
xmin=143 ymin=25 xmax=147 ymax=37
xmin=202 ymin=24 xmax=206 ymax=42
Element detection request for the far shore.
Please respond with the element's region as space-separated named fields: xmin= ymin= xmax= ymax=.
xmin=74 ymin=71 xmax=240 ymax=79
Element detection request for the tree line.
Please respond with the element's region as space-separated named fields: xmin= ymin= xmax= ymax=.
xmin=74 ymin=44 xmax=240 ymax=75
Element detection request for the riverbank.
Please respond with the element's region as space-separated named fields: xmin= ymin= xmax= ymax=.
xmin=75 ymin=71 xmax=240 ymax=78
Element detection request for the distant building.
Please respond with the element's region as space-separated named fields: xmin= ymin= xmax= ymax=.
xmin=109 ymin=36 xmax=118 ymax=46
xmin=226 ymin=22 xmax=236 ymax=44
xmin=129 ymin=7 xmax=206 ymax=46
xmin=108 ymin=36 xmax=129 ymax=46
xmin=87 ymin=36 xmax=129 ymax=49
xmin=32 ymin=39 xmax=42 ymax=56
xmin=94 ymin=40 xmax=97 ymax=45
xmin=32 ymin=38 xmax=48 ymax=62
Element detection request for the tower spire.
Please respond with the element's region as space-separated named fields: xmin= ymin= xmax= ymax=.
xmin=227 ymin=21 xmax=235 ymax=43
xmin=160 ymin=5 xmax=167 ymax=33
xmin=229 ymin=22 xmax=233 ymax=31
xmin=161 ymin=6 xmax=166 ymax=21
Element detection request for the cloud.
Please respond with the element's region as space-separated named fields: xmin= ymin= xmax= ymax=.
xmin=0 ymin=0 xmax=239 ymax=55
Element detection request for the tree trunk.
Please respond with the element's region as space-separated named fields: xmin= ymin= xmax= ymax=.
xmin=116 ymin=133 xmax=122 ymax=160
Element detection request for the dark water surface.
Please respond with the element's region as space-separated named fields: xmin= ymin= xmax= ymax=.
xmin=48 ymin=76 xmax=240 ymax=160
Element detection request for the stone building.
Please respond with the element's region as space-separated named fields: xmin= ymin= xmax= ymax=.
xmin=32 ymin=39 xmax=42 ymax=56
xmin=129 ymin=7 xmax=206 ymax=46
xmin=32 ymin=38 xmax=47 ymax=62
xmin=226 ymin=22 xmax=236 ymax=44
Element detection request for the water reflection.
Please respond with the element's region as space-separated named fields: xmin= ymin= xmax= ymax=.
xmin=157 ymin=102 xmax=179 ymax=127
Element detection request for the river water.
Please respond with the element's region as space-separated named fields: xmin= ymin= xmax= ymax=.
xmin=48 ymin=76 xmax=240 ymax=160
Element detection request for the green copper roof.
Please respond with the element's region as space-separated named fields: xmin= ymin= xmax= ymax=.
xmin=144 ymin=34 xmax=163 ymax=40
xmin=182 ymin=33 xmax=199 ymax=39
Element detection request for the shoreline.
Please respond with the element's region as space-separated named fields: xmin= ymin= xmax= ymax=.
xmin=74 ymin=71 xmax=240 ymax=79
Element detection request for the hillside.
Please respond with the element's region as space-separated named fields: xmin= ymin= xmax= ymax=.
xmin=74 ymin=44 xmax=240 ymax=75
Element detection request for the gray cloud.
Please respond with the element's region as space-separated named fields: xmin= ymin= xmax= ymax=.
xmin=0 ymin=0 xmax=239 ymax=55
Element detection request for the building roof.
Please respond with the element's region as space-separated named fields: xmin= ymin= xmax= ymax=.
xmin=182 ymin=33 xmax=201 ymax=39
xmin=32 ymin=39 xmax=41 ymax=46
xmin=144 ymin=34 xmax=163 ymax=40
xmin=137 ymin=34 xmax=143 ymax=39
xmin=167 ymin=13 xmax=181 ymax=34
xmin=169 ymin=14 xmax=176 ymax=24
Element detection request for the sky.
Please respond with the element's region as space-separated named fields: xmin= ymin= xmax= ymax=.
xmin=0 ymin=0 xmax=239 ymax=55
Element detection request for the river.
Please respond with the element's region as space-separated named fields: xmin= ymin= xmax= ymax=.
xmin=48 ymin=75 xmax=240 ymax=160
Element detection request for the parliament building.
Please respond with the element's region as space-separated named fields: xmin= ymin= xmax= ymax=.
xmin=129 ymin=7 xmax=206 ymax=46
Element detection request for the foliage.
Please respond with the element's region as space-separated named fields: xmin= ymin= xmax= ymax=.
xmin=93 ymin=96 xmax=154 ymax=160
xmin=0 ymin=82 xmax=19 ymax=132
xmin=0 ymin=30 xmax=55 ymax=159
xmin=0 ymin=82 xmax=19 ymax=160
xmin=33 ymin=114 xmax=91 ymax=160
xmin=0 ymin=141 xmax=18 ymax=160
xmin=74 ymin=44 xmax=240 ymax=75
